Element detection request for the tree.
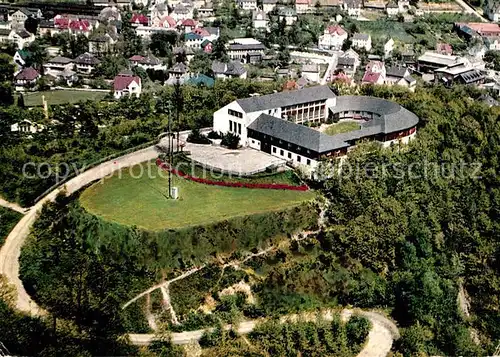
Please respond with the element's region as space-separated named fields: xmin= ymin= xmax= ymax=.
xmin=0 ymin=53 xmax=15 ymax=82
xmin=17 ymin=93 xmax=25 ymax=108
xmin=211 ymin=36 xmax=228 ymax=62
xmin=189 ymin=51 xmax=214 ymax=76
xmin=24 ymin=17 xmax=39 ymax=35
xmin=149 ymin=32 xmax=178 ymax=57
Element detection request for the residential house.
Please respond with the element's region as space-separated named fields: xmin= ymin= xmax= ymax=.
xmin=136 ymin=26 xmax=176 ymax=39
xmin=186 ymin=74 xmax=215 ymax=86
xmin=352 ymin=33 xmax=372 ymax=51
xmin=44 ymin=56 xmax=74 ymax=73
xmin=295 ymin=0 xmax=311 ymax=14
xmin=398 ymin=0 xmax=410 ymax=11
xmin=184 ymin=32 xmax=204 ymax=49
xmin=384 ymin=65 xmax=416 ymax=91
xmin=318 ymin=24 xmax=347 ymax=50
xmin=201 ymin=39 xmax=213 ymax=53
xmin=129 ymin=54 xmax=166 ymax=71
xmin=386 ymin=1 xmax=399 ymax=16
xmin=89 ymin=33 xmax=117 ymax=55
xmin=114 ymin=73 xmax=142 ymax=99
xmin=227 ymin=38 xmax=266 ymax=63
xmin=278 ymin=7 xmax=297 ymax=26
xmin=384 ymin=38 xmax=394 ymax=58
xmin=13 ymin=49 xmax=31 ymax=67
xmin=150 ymin=3 xmax=169 ymax=19
xmin=14 ymin=67 xmax=40 ymax=90
xmin=169 ymin=62 xmax=188 ymax=79
xmin=362 ymin=60 xmax=386 ymax=85
xmin=38 ymin=20 xmax=60 ymax=37
xmin=171 ymin=4 xmax=192 ymax=21
xmin=130 ymin=13 xmax=149 ymax=26
xmin=0 ymin=28 xmax=11 ymax=44
xmin=301 ymin=63 xmax=320 ymax=83
xmin=180 ymin=18 xmax=197 ymax=33
xmin=151 ymin=15 xmax=177 ymax=28
xmin=478 ymin=93 xmax=499 ymax=107
xmin=238 ymin=0 xmax=258 ymax=10
xmin=436 ymin=43 xmax=452 ymax=55
xmin=342 ymin=0 xmax=361 ymax=17
xmin=484 ymin=36 xmax=500 ymax=51
xmin=99 ymin=6 xmax=122 ymax=23
xmin=252 ymin=9 xmax=269 ymax=30
xmin=8 ymin=29 xmax=35 ymax=49
xmin=198 ymin=2 xmax=215 ymax=19
xmin=343 ymin=48 xmax=361 ymax=65
xmin=9 ymin=8 xmax=37 ymax=29
xmin=336 ymin=56 xmax=356 ymax=74
xmin=10 ymin=119 xmax=44 ymax=133
xmin=246 ymin=52 xmax=262 ymax=63
xmin=484 ymin=0 xmax=500 ymax=22
xmin=192 ymin=26 xmax=219 ymax=41
xmin=263 ymin=0 xmax=278 ymax=13
xmin=74 ymin=52 xmax=100 ymax=74
xmin=68 ymin=19 xmax=92 ymax=36
xmin=212 ymin=60 xmax=247 ymax=79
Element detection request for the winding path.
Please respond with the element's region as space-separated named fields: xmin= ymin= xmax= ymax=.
xmin=0 ymin=146 xmax=159 ymax=315
xmin=0 ymin=198 xmax=27 ymax=215
xmin=0 ymin=142 xmax=399 ymax=357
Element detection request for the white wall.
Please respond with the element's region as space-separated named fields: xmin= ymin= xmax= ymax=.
xmin=270 ymin=144 xmax=318 ymax=169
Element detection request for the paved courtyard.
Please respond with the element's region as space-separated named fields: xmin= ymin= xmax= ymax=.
xmin=184 ymin=143 xmax=286 ymax=175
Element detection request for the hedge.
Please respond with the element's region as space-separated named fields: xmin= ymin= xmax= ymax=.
xmin=156 ymin=159 xmax=309 ymax=191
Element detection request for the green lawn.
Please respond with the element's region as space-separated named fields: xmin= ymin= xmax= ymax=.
xmin=80 ymin=162 xmax=314 ymax=231
xmin=324 ymin=122 xmax=361 ymax=136
xmin=23 ymin=90 xmax=109 ymax=107
xmin=0 ymin=206 xmax=22 ymax=248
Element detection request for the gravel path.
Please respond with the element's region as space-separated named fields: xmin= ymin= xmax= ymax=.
xmin=0 ymin=146 xmax=159 ymax=314
xmin=0 ymin=198 xmax=26 ymax=214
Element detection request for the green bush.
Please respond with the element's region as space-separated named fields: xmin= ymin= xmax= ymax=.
xmin=207 ymin=131 xmax=222 ymax=139
xmin=220 ymin=132 xmax=240 ymax=149
xmin=187 ymin=128 xmax=211 ymax=144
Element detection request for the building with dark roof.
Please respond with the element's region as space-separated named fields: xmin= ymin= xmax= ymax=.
xmin=213 ymin=86 xmax=418 ymax=170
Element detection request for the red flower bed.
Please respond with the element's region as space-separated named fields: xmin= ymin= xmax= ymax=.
xmin=156 ymin=159 xmax=309 ymax=191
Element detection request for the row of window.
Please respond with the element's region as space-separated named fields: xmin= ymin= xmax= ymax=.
xmin=272 ymin=147 xmax=311 ymax=165
xmin=228 ymin=109 xmax=243 ymax=118
xmin=229 ymin=120 xmax=242 ymax=135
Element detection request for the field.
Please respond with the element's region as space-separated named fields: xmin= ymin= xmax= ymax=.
xmin=80 ymin=161 xmax=315 ymax=231
xmin=0 ymin=206 xmax=22 ymax=247
xmin=23 ymin=90 xmax=109 ymax=107
xmin=324 ymin=121 xmax=361 ymax=136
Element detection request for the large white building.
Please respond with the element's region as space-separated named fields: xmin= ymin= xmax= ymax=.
xmin=213 ymin=86 xmax=419 ymax=170
xmin=318 ymin=25 xmax=347 ymax=50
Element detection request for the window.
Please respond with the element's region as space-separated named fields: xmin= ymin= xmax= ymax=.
xmin=228 ymin=109 xmax=243 ymax=118
xmin=273 ymin=147 xmax=276 ymax=153
xmin=251 ymin=140 xmax=255 ymax=144
xmin=280 ymin=150 xmax=284 ymax=156
xmin=238 ymin=123 xmax=242 ymax=135
xmin=288 ymin=152 xmax=291 ymax=159
xmin=306 ymin=159 xmax=311 ymax=165
xmin=297 ymin=156 xmax=301 ymax=162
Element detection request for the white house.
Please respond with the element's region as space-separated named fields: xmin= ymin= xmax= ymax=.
xmin=384 ymin=38 xmax=394 ymax=58
xmin=44 ymin=56 xmax=74 ymax=73
xmin=384 ymin=66 xmax=416 ymax=91
xmin=263 ymin=0 xmax=278 ymax=13
xmin=73 ymin=52 xmax=101 ymax=74
xmin=362 ymin=60 xmax=386 ymax=85
xmin=352 ymin=33 xmax=372 ymax=52
xmin=342 ymin=0 xmax=361 ymax=17
xmin=278 ymin=7 xmax=297 ymax=26
xmin=227 ymin=38 xmax=266 ymax=63
xmin=14 ymin=67 xmax=40 ymax=90
xmin=212 ymin=61 xmax=248 ymax=80
xmin=318 ymin=24 xmax=347 ymax=50
xmin=386 ymin=1 xmax=399 ymax=16
xmin=113 ymin=73 xmax=142 ymax=99
xmin=295 ymin=0 xmax=311 ymax=14
xmin=301 ymin=63 xmax=320 ymax=83
xmin=11 ymin=119 xmax=45 ymax=133
xmin=8 ymin=29 xmax=35 ymax=49
xmin=238 ymin=0 xmax=258 ymax=10
xmin=484 ymin=36 xmax=500 ymax=51
xmin=252 ymin=9 xmax=269 ymax=30
xmin=129 ymin=55 xmax=166 ymax=71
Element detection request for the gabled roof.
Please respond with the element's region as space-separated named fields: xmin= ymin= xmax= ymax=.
xmin=16 ymin=49 xmax=32 ymax=60
xmin=193 ymin=27 xmax=210 ymax=36
xmin=114 ymin=74 xmax=141 ymax=91
xmin=181 ymin=18 xmax=196 ymax=27
xmin=386 ymin=0 xmax=398 ymax=8
xmin=74 ymin=52 xmax=100 ymax=65
xmin=362 ymin=71 xmax=381 ymax=83
xmin=186 ymin=74 xmax=215 ymax=87
xmin=386 ymin=66 xmax=408 ymax=78
xmin=337 ymin=56 xmax=355 ymax=66
xmin=248 ymin=114 xmax=349 ymax=152
xmin=236 ymin=85 xmax=335 ymax=113
xmin=15 ymin=67 xmax=39 ymax=81
xmin=130 ymin=13 xmax=149 ymax=24
xmin=326 ymin=24 xmax=347 ymax=36
xmin=170 ymin=62 xmax=187 ymax=73
xmin=16 ymin=29 xmax=32 ymax=39
xmin=47 ymin=56 xmax=73 ymax=65
xmin=185 ymin=32 xmax=203 ymax=40
xmin=353 ymin=33 xmax=370 ymax=41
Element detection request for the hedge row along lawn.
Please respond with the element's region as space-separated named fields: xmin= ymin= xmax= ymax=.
xmin=80 ymin=161 xmax=315 ymax=231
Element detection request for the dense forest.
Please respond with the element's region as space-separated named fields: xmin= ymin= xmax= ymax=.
xmin=1 ymin=83 xmax=499 ymax=356
xmin=0 ymin=206 xmax=22 ymax=247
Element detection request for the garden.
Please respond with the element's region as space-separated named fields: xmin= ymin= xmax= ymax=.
xmin=323 ymin=121 xmax=361 ymax=136
xmin=22 ymin=89 xmax=109 ymax=107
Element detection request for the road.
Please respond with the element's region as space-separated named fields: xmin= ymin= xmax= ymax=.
xmin=129 ymin=309 xmax=398 ymax=357
xmin=455 ymin=0 xmax=488 ymax=22
xmin=321 ymin=51 xmax=339 ymax=85
xmin=0 ymin=146 xmax=159 ymax=315
xmin=0 ymin=198 xmax=26 ymax=214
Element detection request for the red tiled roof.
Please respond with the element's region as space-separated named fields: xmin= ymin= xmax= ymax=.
xmin=54 ymin=17 xmax=69 ymax=28
xmin=327 ymin=25 xmax=346 ymax=36
xmin=69 ymin=20 xmax=90 ymax=32
xmin=283 ymin=80 xmax=298 ymax=91
xmin=181 ymin=18 xmax=196 ymax=27
xmin=458 ymin=22 xmax=500 ymax=35
xmin=296 ymin=0 xmax=310 ymax=4
xmin=362 ymin=71 xmax=381 ymax=84
xmin=114 ymin=75 xmax=141 ymax=91
xmin=193 ymin=27 xmax=210 ymax=36
xmin=161 ymin=15 xmax=177 ymax=27
xmin=130 ymin=13 xmax=149 ymax=25
xmin=15 ymin=67 xmax=39 ymax=81
xmin=129 ymin=55 xmax=145 ymax=62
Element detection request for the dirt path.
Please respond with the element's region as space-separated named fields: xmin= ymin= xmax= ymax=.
xmin=129 ymin=308 xmax=399 ymax=357
xmin=0 ymin=146 xmax=159 ymax=315
xmin=0 ymin=198 xmax=26 ymax=215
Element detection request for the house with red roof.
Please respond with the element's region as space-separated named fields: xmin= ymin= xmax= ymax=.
xmin=436 ymin=43 xmax=453 ymax=56
xmin=318 ymin=24 xmax=347 ymax=50
xmin=151 ymin=15 xmax=177 ymax=28
xmin=14 ymin=67 xmax=40 ymax=90
xmin=295 ymin=0 xmax=311 ymax=13
xmin=362 ymin=60 xmax=386 ymax=85
xmin=129 ymin=54 xmax=166 ymax=71
xmin=180 ymin=18 xmax=197 ymax=33
xmin=130 ymin=13 xmax=149 ymax=27
xmin=113 ymin=73 xmax=142 ymax=99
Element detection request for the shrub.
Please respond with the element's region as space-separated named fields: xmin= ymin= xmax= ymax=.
xmin=207 ymin=131 xmax=222 ymax=139
xmin=187 ymin=128 xmax=211 ymax=144
xmin=221 ymin=132 xmax=240 ymax=149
